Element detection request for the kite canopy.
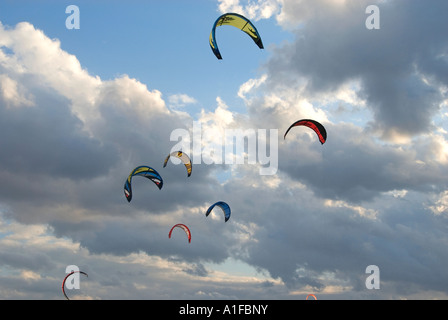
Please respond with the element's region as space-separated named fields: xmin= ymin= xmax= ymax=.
xmin=284 ymin=119 xmax=327 ymax=145
xmin=169 ymin=223 xmax=191 ymax=243
xmin=209 ymin=12 xmax=264 ymax=59
xmin=163 ymin=151 xmax=192 ymax=177
xmin=124 ymin=166 xmax=163 ymax=202
xmin=306 ymin=294 xmax=317 ymax=300
xmin=206 ymin=201 xmax=231 ymax=222
xmin=61 ymin=271 xmax=88 ymax=300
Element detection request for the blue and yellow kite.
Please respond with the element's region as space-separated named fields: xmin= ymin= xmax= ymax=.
xmin=124 ymin=166 xmax=163 ymax=202
xmin=209 ymin=13 xmax=264 ymax=60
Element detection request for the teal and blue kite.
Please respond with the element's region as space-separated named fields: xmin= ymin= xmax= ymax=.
xmin=206 ymin=201 xmax=231 ymax=222
xmin=124 ymin=166 xmax=163 ymax=202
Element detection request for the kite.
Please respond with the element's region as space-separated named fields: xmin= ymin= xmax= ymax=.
xmin=209 ymin=12 xmax=264 ymax=59
xmin=169 ymin=224 xmax=191 ymax=243
xmin=306 ymin=294 xmax=317 ymax=300
xmin=61 ymin=271 xmax=88 ymax=300
xmin=163 ymin=151 xmax=192 ymax=177
xmin=124 ymin=166 xmax=163 ymax=202
xmin=206 ymin=201 xmax=231 ymax=222
xmin=284 ymin=119 xmax=327 ymax=145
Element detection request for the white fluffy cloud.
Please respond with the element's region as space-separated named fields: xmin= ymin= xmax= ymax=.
xmin=218 ymin=0 xmax=281 ymax=21
xmin=0 ymin=74 xmax=34 ymax=108
xmin=168 ymin=93 xmax=198 ymax=110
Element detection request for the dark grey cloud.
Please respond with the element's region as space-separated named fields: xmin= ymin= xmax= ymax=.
xmin=182 ymin=262 xmax=209 ymax=277
xmin=0 ymin=80 xmax=118 ymax=181
xmin=266 ymin=0 xmax=448 ymax=138
xmin=240 ymin=0 xmax=448 ymax=203
xmin=218 ymin=175 xmax=448 ymax=295
xmin=0 ymin=250 xmax=53 ymax=271
xmin=279 ymin=123 xmax=448 ymax=202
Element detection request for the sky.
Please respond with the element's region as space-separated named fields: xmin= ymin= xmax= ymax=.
xmin=0 ymin=0 xmax=447 ymax=300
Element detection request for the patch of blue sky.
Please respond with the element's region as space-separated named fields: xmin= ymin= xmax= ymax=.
xmin=0 ymin=1 xmax=294 ymax=118
xmin=213 ymin=167 xmax=233 ymax=184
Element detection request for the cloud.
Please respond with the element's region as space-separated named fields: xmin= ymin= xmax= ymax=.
xmin=1 ymin=0 xmax=448 ymax=300
xmin=429 ymin=190 xmax=448 ymax=216
xmin=233 ymin=0 xmax=448 ymax=203
xmin=0 ymin=21 xmax=101 ymax=128
xmin=0 ymin=21 xmax=217 ymax=225
xmin=208 ymin=0 xmax=448 ymax=297
xmin=0 ymin=21 xmax=234 ymax=297
xmin=265 ymin=0 xmax=448 ymax=141
xmin=0 ymin=74 xmax=34 ymax=108
xmin=168 ymin=94 xmax=198 ymax=110
xmin=218 ymin=0 xmax=282 ymax=21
